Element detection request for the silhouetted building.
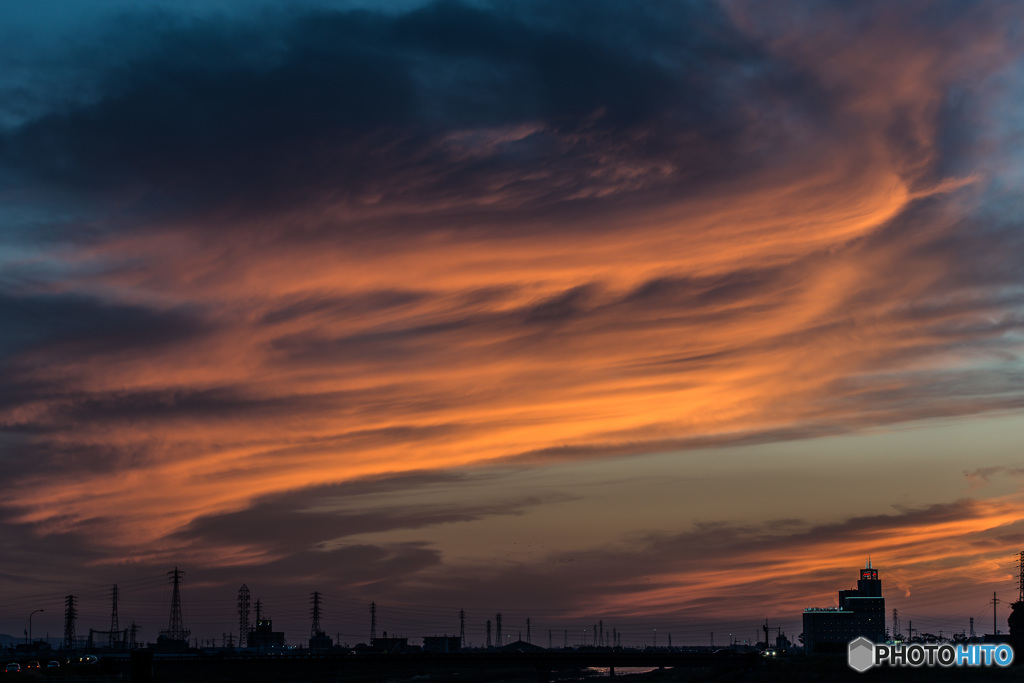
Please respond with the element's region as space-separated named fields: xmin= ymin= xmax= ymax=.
xmin=248 ymin=618 xmax=285 ymax=650
xmin=88 ymin=628 xmax=128 ymax=651
xmin=422 ymin=636 xmax=461 ymax=652
xmin=369 ymin=636 xmax=409 ymax=654
xmin=499 ymin=639 xmax=545 ymax=653
xmin=154 ymin=635 xmax=189 ymax=653
xmin=309 ymin=631 xmax=332 ymax=650
xmin=803 ymin=559 xmax=885 ymax=654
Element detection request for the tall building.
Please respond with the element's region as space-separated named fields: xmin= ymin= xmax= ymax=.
xmin=248 ymin=618 xmax=286 ymax=651
xmin=803 ymin=559 xmax=885 ymax=654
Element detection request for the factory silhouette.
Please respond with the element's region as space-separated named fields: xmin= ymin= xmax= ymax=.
xmin=45 ymin=569 xmax=640 ymax=656
xmin=10 ymin=557 xmax=1024 ymax=680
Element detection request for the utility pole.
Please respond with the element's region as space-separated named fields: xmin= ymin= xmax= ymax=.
xmin=993 ymin=592 xmax=1001 ymax=635
xmin=370 ymin=602 xmax=377 ymax=643
xmin=526 ymin=618 xmax=531 ymax=644
xmin=459 ymin=609 xmax=465 ymax=648
xmin=495 ymin=613 xmax=502 ymax=646
xmin=486 ymin=620 xmax=492 ymax=648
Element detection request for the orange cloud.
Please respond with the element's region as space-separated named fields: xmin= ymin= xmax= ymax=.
xmin=0 ymin=2 xmax=1020 ymax=623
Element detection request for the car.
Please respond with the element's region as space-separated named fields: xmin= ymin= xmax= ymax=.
xmin=25 ymin=662 xmax=39 ymax=670
xmin=46 ymin=661 xmax=60 ymax=669
xmin=5 ymin=663 xmax=20 ymax=673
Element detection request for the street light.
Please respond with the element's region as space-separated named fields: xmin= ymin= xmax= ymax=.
xmin=29 ymin=609 xmax=44 ymax=646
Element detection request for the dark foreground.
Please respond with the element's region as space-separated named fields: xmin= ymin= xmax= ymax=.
xmin=33 ymin=651 xmax=1024 ymax=682
xmin=626 ymin=657 xmax=1023 ymax=683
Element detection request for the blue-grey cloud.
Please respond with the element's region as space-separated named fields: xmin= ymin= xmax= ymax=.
xmin=0 ymin=0 xmax=822 ymax=232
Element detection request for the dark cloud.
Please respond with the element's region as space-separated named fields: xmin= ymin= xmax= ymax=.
xmin=258 ymin=290 xmax=428 ymax=327
xmin=0 ymin=0 xmax=820 ymax=229
xmin=203 ymin=542 xmax=444 ymax=590
xmin=522 ymin=285 xmax=595 ymax=324
xmin=0 ymin=292 xmax=210 ymax=359
xmin=270 ymin=315 xmax=486 ymax=365
xmin=626 ymin=269 xmax=788 ymax=309
xmin=175 ymin=478 xmax=566 ymax=555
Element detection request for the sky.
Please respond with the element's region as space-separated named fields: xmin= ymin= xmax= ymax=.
xmin=1 ymin=0 xmax=1024 ymax=649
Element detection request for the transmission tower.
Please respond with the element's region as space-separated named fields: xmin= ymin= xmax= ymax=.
xmin=161 ymin=567 xmax=190 ymax=640
xmin=526 ymin=618 xmax=531 ymax=644
xmin=495 ymin=613 xmax=502 ymax=646
xmin=63 ymin=595 xmax=77 ymax=650
xmin=255 ymin=598 xmax=262 ymax=623
xmin=108 ymin=584 xmax=120 ymax=648
xmin=459 ymin=609 xmax=465 ymax=647
xmin=1018 ymin=551 xmax=1024 ymax=602
xmin=370 ymin=602 xmax=377 ymax=643
xmin=310 ymin=592 xmax=322 ymax=638
xmin=129 ymin=622 xmax=139 ymax=650
xmin=238 ymin=585 xmax=251 ymax=649
xmin=486 ymin=620 xmax=492 ymax=648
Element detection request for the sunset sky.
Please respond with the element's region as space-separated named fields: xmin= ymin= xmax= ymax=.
xmin=1 ymin=0 xmax=1023 ymax=648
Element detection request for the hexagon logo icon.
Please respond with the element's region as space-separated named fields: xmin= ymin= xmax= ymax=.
xmin=848 ymin=637 xmax=875 ymax=672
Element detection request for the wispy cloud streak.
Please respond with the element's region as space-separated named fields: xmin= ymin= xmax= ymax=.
xmin=0 ymin=0 xmax=1022 ymax=631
